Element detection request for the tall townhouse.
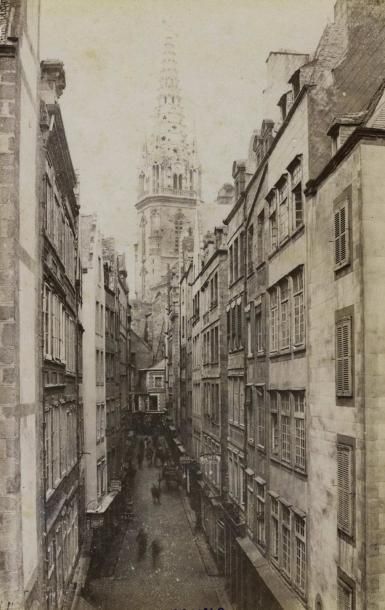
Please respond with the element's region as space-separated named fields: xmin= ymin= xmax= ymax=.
xmin=102 ymin=239 xmax=120 ymax=485
xmin=196 ymin=227 xmax=229 ymax=572
xmin=117 ymin=254 xmax=131 ymax=471
xmin=191 ymin=260 xmax=202 ymax=462
xmin=40 ymin=61 xmax=83 ymax=610
xmin=179 ymin=262 xmax=194 ymax=457
xmin=0 ymin=3 xmax=43 ymax=607
xmin=224 ymin=2 xmax=385 ymax=610
xmin=222 ymin=159 xmax=249 ymax=602
xmin=80 ymin=216 xmax=117 ymax=551
xmin=305 ymin=42 xmax=385 ymax=610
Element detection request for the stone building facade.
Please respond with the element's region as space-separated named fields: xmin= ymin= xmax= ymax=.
xmin=40 ymin=61 xmax=82 ymax=610
xmin=0 ymin=3 xmax=44 ymax=607
xmin=172 ymin=2 xmax=385 ymax=609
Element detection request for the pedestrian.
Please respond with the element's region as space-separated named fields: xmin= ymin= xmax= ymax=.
xmin=151 ymin=483 xmax=161 ymax=504
xmin=136 ymin=527 xmax=148 ymax=561
xmin=146 ymin=445 xmax=154 ymax=466
xmin=151 ymin=538 xmax=162 ymax=570
xmin=137 ymin=450 xmax=144 ymax=469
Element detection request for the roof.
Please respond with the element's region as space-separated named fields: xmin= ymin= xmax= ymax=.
xmin=143 ymin=358 xmax=166 ymax=372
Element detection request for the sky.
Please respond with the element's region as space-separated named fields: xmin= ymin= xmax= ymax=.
xmin=40 ymin=0 xmax=335 ymax=287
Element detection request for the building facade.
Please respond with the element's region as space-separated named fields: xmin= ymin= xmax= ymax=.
xmin=41 ymin=61 xmax=82 ymax=610
xmin=0 ymin=3 xmax=43 ymax=607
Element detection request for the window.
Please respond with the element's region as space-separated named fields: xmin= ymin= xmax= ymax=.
xmin=154 ymin=375 xmax=163 ymax=388
xmin=278 ymin=179 xmax=289 ymax=242
xmin=294 ymin=514 xmax=306 ymax=592
xmin=293 ymin=184 xmax=303 ymax=229
xmin=237 ymin=302 xmax=243 ymax=348
xmin=336 ymin=317 xmax=353 ymax=397
xmin=227 ymin=310 xmax=231 ymax=350
xmin=280 ymin=279 xmax=290 ymax=349
xmin=270 ymin=496 xmax=279 ymax=561
xmin=281 ymin=503 xmax=291 ymax=576
xmin=270 ymin=392 xmax=279 ymax=458
xmin=281 ymin=392 xmax=291 ymax=464
xmin=256 ymin=388 xmax=265 ymax=449
xmin=234 ymin=237 xmax=239 ymax=281
xmin=247 ymin=475 xmax=254 ymax=533
xmin=257 ymin=210 xmax=264 ymax=264
xmin=270 ymin=211 xmax=278 ymax=251
xmin=247 ymin=225 xmax=254 ymax=275
xmin=293 ymin=268 xmax=305 ymax=345
xmin=229 ymin=245 xmax=233 ymax=284
xmin=256 ymin=482 xmax=266 ymax=546
xmin=337 ymin=442 xmax=354 ymax=537
xmin=334 ymin=203 xmax=349 ymax=268
xmin=255 ymin=309 xmax=263 ymax=353
xmin=270 ymin=288 xmax=278 ymax=352
xmin=337 ymin=578 xmax=354 ymax=610
xmin=43 ymin=284 xmax=52 ymax=358
xmin=294 ymin=392 xmax=306 ymax=471
xmin=231 ymin=307 xmax=236 ymax=351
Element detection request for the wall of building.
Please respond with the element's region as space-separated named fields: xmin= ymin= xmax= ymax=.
xmin=0 ymin=2 xmax=42 ymax=607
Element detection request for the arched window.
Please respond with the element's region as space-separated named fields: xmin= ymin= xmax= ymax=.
xmin=178 ymin=174 xmax=183 ymax=190
xmin=173 ymin=174 xmax=178 ymax=190
xmin=139 ymin=172 xmax=145 ymax=194
xmin=189 ymin=169 xmax=193 ymax=190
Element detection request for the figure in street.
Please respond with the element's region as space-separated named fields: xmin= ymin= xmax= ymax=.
xmin=151 ymin=483 xmax=161 ymax=504
xmin=151 ymin=538 xmax=162 ymax=570
xmin=136 ymin=527 xmax=148 ymax=561
xmin=146 ymin=445 xmax=154 ymax=466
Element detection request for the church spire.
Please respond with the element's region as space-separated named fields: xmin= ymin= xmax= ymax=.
xmin=137 ymin=32 xmax=201 ymax=200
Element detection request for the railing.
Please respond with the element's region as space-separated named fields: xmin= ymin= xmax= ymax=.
xmin=138 ymin=186 xmax=197 ymax=201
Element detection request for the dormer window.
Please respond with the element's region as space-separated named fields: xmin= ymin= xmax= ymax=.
xmin=278 ymin=91 xmax=294 ymax=122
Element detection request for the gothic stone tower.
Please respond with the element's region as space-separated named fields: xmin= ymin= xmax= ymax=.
xmin=135 ymin=34 xmax=202 ymax=303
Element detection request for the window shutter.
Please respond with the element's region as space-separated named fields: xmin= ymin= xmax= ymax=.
xmin=338 ymin=579 xmax=353 ymax=610
xmin=335 ymin=204 xmax=349 ymax=268
xmin=336 ymin=317 xmax=352 ymax=396
xmin=337 ymin=444 xmax=353 ymax=536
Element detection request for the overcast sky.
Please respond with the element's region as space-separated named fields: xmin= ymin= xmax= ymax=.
xmin=40 ymin=0 xmax=335 ymax=285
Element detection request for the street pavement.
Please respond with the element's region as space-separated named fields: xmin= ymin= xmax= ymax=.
xmin=87 ymin=450 xmax=228 ymax=610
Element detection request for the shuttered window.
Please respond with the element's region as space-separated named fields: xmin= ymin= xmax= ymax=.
xmin=336 ymin=317 xmax=352 ymax=396
xmin=335 ymin=204 xmax=349 ymax=268
xmin=337 ymin=443 xmax=354 ymax=537
xmin=337 ymin=578 xmax=353 ymax=610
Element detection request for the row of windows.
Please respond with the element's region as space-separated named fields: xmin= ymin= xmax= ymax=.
xmin=44 ymin=173 xmax=76 ymax=284
xmin=106 ymin=352 xmax=117 ymax=381
xmin=192 ymin=382 xmax=201 ymax=417
xmin=247 ymin=210 xmax=265 ymax=274
xmin=228 ymin=376 xmax=245 ymax=428
xmin=46 ymin=498 xmax=79 ymax=610
xmin=202 ymin=382 xmax=220 ymax=427
xmin=228 ymin=451 xmax=244 ymax=506
xmin=229 ymin=231 xmax=245 ymax=285
xmin=95 ymin=349 xmax=104 ymax=385
xmin=201 ymin=436 xmax=221 ymax=488
xmin=202 ymin=325 xmax=219 ymax=364
xmin=227 ymin=301 xmax=243 ymax=352
xmin=201 ymin=271 xmax=219 ymax=315
xmin=95 ymin=301 xmax=104 ymax=336
xmin=97 ymin=457 xmax=107 ymax=498
xmin=45 ymin=404 xmax=77 ymax=496
xmin=43 ymin=285 xmax=76 ymax=372
xmin=96 ymin=403 xmax=105 ymax=443
xmin=270 ymin=390 xmax=306 ymax=471
xmin=106 ymin=399 xmax=117 ymax=433
xmin=270 ymin=267 xmax=305 ymax=351
xmin=268 ymin=161 xmax=304 ymax=253
xmin=105 ymin=306 xmax=117 ymax=339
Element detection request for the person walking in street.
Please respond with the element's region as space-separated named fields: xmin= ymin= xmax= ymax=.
xmin=151 ymin=538 xmax=162 ymax=570
xmin=137 ymin=448 xmax=144 ymax=469
xmin=146 ymin=445 xmax=154 ymax=466
xmin=151 ymin=483 xmax=161 ymax=504
xmin=136 ymin=527 xmax=148 ymax=561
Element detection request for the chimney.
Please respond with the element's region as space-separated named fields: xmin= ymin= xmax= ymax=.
xmin=40 ymin=60 xmax=66 ymax=104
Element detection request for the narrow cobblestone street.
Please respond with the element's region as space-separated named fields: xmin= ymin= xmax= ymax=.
xmin=87 ymin=450 xmax=228 ymax=610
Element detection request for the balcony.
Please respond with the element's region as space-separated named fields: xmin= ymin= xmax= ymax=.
xmin=137 ymin=186 xmax=197 ymax=202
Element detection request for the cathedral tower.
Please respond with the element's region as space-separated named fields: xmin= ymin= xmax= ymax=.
xmin=135 ymin=33 xmax=202 ymax=302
